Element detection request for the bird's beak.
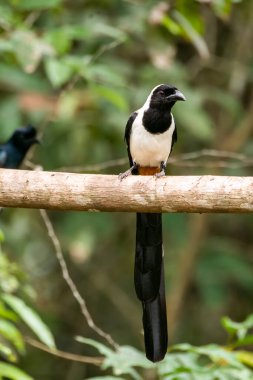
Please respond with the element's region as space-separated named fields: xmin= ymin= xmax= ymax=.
xmin=33 ymin=138 xmax=40 ymax=144
xmin=167 ymin=90 xmax=186 ymax=101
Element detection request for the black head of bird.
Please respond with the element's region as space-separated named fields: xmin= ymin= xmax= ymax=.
xmin=149 ymin=84 xmax=186 ymax=110
xmin=10 ymin=125 xmax=39 ymax=152
xmin=0 ymin=125 xmax=39 ymax=169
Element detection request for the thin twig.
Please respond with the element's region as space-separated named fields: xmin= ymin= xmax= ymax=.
xmin=91 ymin=40 xmax=124 ymax=63
xmin=25 ymin=336 xmax=103 ymax=366
xmin=24 ymin=12 xmax=41 ymax=28
xmin=169 ymin=160 xmax=253 ymax=168
xmin=39 ymin=209 xmax=119 ymax=350
xmin=55 ymin=149 xmax=253 ymax=173
xmin=170 ymin=149 xmax=251 ymax=162
xmin=57 ymin=158 xmax=128 ymax=172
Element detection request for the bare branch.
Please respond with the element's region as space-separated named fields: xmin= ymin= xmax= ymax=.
xmin=0 ymin=170 xmax=252 ymax=213
xmin=40 ymin=209 xmax=119 ymax=350
xmin=57 ymin=158 xmax=128 ymax=173
xmin=169 ymin=149 xmax=252 ymax=162
xmin=25 ymin=336 xmax=103 ymax=366
xmin=55 ymin=150 xmax=253 ymax=173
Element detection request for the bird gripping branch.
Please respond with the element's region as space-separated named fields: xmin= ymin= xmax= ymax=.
xmin=120 ymin=84 xmax=186 ymax=362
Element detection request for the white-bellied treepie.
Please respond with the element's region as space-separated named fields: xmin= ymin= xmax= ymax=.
xmin=119 ymin=84 xmax=186 ymax=362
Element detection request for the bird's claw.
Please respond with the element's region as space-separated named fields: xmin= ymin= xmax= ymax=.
xmin=118 ymin=162 xmax=137 ymax=181
xmin=118 ymin=169 xmax=132 ymax=181
xmin=154 ymin=169 xmax=166 ymax=178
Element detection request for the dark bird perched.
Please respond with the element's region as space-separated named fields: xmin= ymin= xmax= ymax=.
xmin=0 ymin=126 xmax=39 ymax=169
xmin=119 ymin=84 xmax=186 ymax=362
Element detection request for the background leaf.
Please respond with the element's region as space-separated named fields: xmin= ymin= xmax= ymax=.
xmin=2 ymin=295 xmax=55 ymax=349
xmin=12 ymin=0 xmax=62 ymax=10
xmin=0 ymin=318 xmax=25 ymax=354
xmin=0 ymin=362 xmax=33 ymax=380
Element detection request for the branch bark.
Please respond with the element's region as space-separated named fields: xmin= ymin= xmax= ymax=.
xmin=0 ymin=169 xmax=252 ymax=212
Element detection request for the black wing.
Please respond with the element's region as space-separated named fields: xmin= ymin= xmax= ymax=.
xmin=0 ymin=149 xmax=7 ymax=168
xmin=172 ymin=123 xmax=177 ymax=147
xmin=124 ymin=111 xmax=138 ymax=167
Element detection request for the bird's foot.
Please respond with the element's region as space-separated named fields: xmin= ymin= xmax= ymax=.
xmin=118 ymin=168 xmax=133 ymax=181
xmin=154 ymin=169 xmax=166 ymax=178
xmin=154 ymin=161 xmax=166 ymax=178
xmin=118 ymin=162 xmax=137 ymax=181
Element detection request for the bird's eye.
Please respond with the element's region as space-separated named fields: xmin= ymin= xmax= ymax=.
xmin=158 ymin=91 xmax=165 ymax=96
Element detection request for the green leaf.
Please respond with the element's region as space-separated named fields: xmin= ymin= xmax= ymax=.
xmin=86 ymin=377 xmax=126 ymax=380
xmin=222 ymin=316 xmax=244 ymax=336
xmin=172 ymin=343 xmax=242 ymax=368
xmin=2 ymin=295 xmax=55 ymax=349
xmin=104 ymin=345 xmax=154 ymax=370
xmin=0 ymin=5 xmax=19 ymax=29
xmin=158 ymin=351 xmax=206 ymax=376
xmin=89 ymin=22 xmax=126 ymax=42
xmin=0 ymin=318 xmax=25 ymax=354
xmin=11 ymin=30 xmax=54 ymax=73
xmin=0 ymin=39 xmax=14 ymax=54
xmin=84 ymin=64 xmax=125 ymax=86
xmin=76 ymin=336 xmax=113 ymax=357
xmin=63 ymin=55 xmax=91 ymax=72
xmin=222 ymin=316 xmax=251 ymax=341
xmin=211 ymin=0 xmax=233 ymax=20
xmin=45 ymin=58 xmax=74 ymax=87
xmin=0 ymin=301 xmax=17 ymax=322
xmin=162 ymin=16 xmax=182 ymax=36
xmin=0 ymin=362 xmax=33 ymax=380
xmin=222 ymin=315 xmax=253 ymax=344
xmin=11 ymin=0 xmax=62 ymax=10
xmin=58 ymin=25 xmax=91 ymax=41
xmin=44 ymin=30 xmax=72 ymax=56
xmin=0 ymin=342 xmax=17 ymax=362
xmin=45 ymin=26 xmax=91 ymax=54
xmin=76 ymin=338 xmax=153 ymax=379
xmin=0 ymin=63 xmax=50 ymax=92
xmin=158 ymin=347 xmax=253 ymax=380
xmin=92 ymin=86 xmax=128 ymax=111
xmin=173 ymin=10 xmax=209 ymax=60
xmin=0 ymin=230 xmax=4 ymax=243
xmin=243 ymin=315 xmax=253 ymax=329
xmin=236 ymin=350 xmax=253 ymax=368
xmin=233 ymin=335 xmax=253 ymax=348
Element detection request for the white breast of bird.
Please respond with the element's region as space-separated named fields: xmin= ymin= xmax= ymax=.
xmin=130 ymin=112 xmax=175 ymax=168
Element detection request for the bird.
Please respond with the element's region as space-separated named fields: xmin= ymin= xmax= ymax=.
xmin=0 ymin=125 xmax=39 ymax=169
xmin=119 ymin=84 xmax=186 ymax=362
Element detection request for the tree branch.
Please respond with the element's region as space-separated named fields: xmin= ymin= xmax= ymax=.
xmin=25 ymin=337 xmax=103 ymax=366
xmin=40 ymin=209 xmax=119 ymax=350
xmin=0 ymin=170 xmax=252 ymax=213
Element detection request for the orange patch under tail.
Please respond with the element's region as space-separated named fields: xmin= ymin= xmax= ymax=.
xmin=138 ymin=166 xmax=160 ymax=176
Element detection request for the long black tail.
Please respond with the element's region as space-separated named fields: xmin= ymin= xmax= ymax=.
xmin=134 ymin=212 xmax=168 ymax=362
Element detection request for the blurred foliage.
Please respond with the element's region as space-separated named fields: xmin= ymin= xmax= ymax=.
xmin=0 ymin=229 xmax=54 ymax=379
xmin=0 ymin=0 xmax=252 ymax=379
xmin=76 ymin=316 xmax=253 ymax=380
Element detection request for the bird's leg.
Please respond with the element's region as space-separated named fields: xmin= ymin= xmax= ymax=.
xmin=118 ymin=161 xmax=138 ymax=180
xmin=154 ymin=161 xmax=166 ymax=178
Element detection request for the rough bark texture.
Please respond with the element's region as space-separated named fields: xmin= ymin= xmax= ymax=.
xmin=0 ymin=169 xmax=252 ymax=213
